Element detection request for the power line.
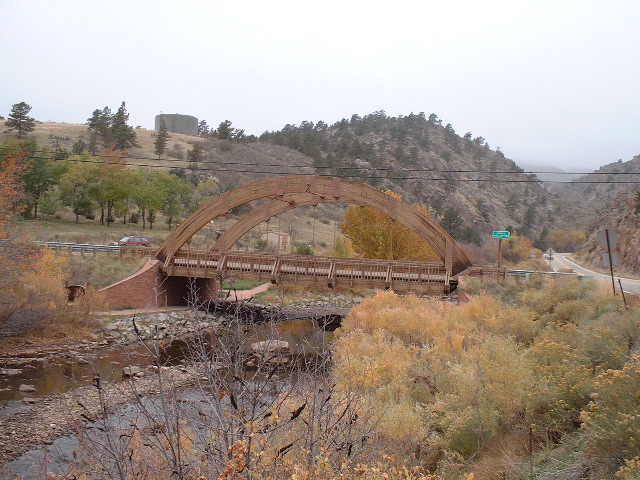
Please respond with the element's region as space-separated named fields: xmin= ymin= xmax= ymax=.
xmin=2 ymin=147 xmax=639 ymax=176
xmin=2 ymin=149 xmax=640 ymax=184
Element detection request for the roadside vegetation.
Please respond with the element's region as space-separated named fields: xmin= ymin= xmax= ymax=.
xmin=332 ymin=279 xmax=639 ymax=478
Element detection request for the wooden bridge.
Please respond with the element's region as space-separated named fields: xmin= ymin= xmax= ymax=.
xmin=101 ymin=176 xmax=473 ymax=309
xmin=163 ymin=250 xmax=451 ymax=294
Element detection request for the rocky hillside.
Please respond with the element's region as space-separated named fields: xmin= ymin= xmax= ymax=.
xmin=261 ymin=112 xmax=588 ymax=243
xmin=550 ymin=154 xmax=640 ymax=223
xmin=578 ymin=187 xmax=640 ymax=274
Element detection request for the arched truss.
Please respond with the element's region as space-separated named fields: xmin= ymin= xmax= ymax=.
xmin=155 ymin=175 xmax=473 ymax=275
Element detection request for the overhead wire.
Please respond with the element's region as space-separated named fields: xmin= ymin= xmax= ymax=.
xmin=1 ymin=148 xmax=639 ymax=184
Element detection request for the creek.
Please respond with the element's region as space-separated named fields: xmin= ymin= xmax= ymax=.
xmin=0 ymin=311 xmax=340 ymax=478
xmin=0 ymin=315 xmax=334 ymax=406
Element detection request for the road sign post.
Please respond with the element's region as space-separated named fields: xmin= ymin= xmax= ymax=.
xmin=546 ymin=248 xmax=554 ymax=271
xmin=492 ymin=231 xmax=510 ymax=269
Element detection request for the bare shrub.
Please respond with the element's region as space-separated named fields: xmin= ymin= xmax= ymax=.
xmin=66 ymin=288 xmax=381 ymax=479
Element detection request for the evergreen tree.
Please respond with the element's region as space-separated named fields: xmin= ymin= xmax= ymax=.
xmin=187 ymin=143 xmax=204 ymax=163
xmin=110 ymin=101 xmax=140 ymax=151
xmin=216 ymin=120 xmax=234 ymax=140
xmin=87 ymin=106 xmax=113 ymax=146
xmin=71 ymin=139 xmax=87 ymax=155
xmin=198 ymin=120 xmax=210 ymax=136
xmin=440 ymin=207 xmax=465 ymax=239
xmin=428 ymin=113 xmax=442 ymax=126
xmin=154 ymin=119 xmax=171 ymax=158
xmin=6 ymin=102 xmax=35 ymax=138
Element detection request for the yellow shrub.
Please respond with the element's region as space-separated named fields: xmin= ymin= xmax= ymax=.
xmin=581 ymin=355 xmax=640 ymax=475
xmin=334 ymin=329 xmax=418 ymax=397
xmin=526 ymin=338 xmax=594 ymax=432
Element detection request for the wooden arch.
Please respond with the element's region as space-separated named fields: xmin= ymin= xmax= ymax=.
xmin=155 ymin=176 xmax=472 ymax=275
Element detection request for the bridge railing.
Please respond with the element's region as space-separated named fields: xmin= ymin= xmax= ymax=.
xmin=167 ymin=250 xmax=450 ymax=292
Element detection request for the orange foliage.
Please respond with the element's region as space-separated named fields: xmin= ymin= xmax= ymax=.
xmin=546 ymin=229 xmax=587 ymax=252
xmin=501 ymin=233 xmax=533 ymax=264
xmin=341 ymin=190 xmax=438 ymax=261
xmin=0 ymin=154 xmax=26 ymax=237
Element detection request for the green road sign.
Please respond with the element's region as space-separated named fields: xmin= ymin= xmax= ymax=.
xmin=492 ymin=231 xmax=511 ymax=239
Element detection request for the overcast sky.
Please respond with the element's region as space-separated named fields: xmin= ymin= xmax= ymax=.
xmin=1 ymin=0 xmax=638 ymax=172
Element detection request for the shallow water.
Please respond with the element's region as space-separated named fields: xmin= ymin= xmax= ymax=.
xmin=0 ymin=347 xmax=153 ymax=405
xmin=0 ymin=318 xmax=331 ymax=406
xmin=0 ymin=317 xmax=334 ymax=478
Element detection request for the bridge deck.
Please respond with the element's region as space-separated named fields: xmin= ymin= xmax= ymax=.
xmin=163 ymin=250 xmax=451 ymax=294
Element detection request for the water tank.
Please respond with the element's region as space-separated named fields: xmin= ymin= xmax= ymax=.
xmin=155 ymin=113 xmax=198 ymax=136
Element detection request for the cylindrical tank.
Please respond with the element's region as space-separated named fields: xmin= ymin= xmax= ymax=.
xmin=155 ymin=113 xmax=198 ymax=136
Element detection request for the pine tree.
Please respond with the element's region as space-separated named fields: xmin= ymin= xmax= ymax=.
xmin=154 ymin=119 xmax=171 ymax=158
xmin=110 ymin=101 xmax=140 ymax=151
xmin=216 ymin=120 xmax=234 ymax=140
xmin=87 ymin=106 xmax=112 ymax=146
xmin=6 ymin=102 xmax=35 ymax=138
xmin=198 ymin=120 xmax=209 ymax=136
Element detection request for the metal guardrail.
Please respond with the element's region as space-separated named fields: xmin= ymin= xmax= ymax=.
xmin=465 ymin=266 xmax=584 ymax=283
xmin=506 ymin=269 xmax=583 ymax=279
xmin=36 ymin=241 xmax=152 ymax=256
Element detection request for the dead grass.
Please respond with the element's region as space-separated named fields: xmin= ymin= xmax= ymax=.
xmin=1 ymin=120 xmax=197 ymax=164
xmin=466 ymin=431 xmax=530 ymax=479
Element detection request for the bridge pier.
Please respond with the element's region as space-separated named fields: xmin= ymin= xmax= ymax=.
xmin=100 ymin=259 xmax=219 ymax=310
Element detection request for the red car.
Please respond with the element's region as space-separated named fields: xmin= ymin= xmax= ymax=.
xmin=109 ymin=236 xmax=151 ymax=247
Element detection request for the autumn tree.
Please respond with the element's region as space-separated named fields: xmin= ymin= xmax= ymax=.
xmin=546 ymin=229 xmax=587 ymax=252
xmin=131 ymin=168 xmax=166 ymax=229
xmin=0 ymin=153 xmax=26 ymax=236
xmin=154 ymin=118 xmax=170 ymax=158
xmin=157 ymin=170 xmax=190 ymax=227
xmin=0 ymin=153 xmax=30 ymax=329
xmin=59 ymin=157 xmax=99 ymax=222
xmin=6 ymin=102 xmax=35 ymax=138
xmin=0 ymin=141 xmax=32 ymax=218
xmin=0 ymin=139 xmax=62 ymax=219
xmin=341 ymin=190 xmax=438 ymax=260
xmin=502 ymin=233 xmax=534 ymax=264
xmin=89 ymin=148 xmax=129 ymax=225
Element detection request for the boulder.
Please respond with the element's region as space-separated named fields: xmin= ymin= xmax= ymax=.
xmin=122 ymin=365 xmax=145 ymax=378
xmin=19 ymin=384 xmax=37 ymax=393
xmin=251 ymin=340 xmax=290 ymax=356
xmin=249 ymin=340 xmax=291 ymax=368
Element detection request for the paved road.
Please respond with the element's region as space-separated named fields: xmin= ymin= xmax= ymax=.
xmin=550 ymin=252 xmax=640 ymax=296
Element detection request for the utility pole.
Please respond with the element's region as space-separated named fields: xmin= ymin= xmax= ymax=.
xmin=605 ymin=229 xmax=616 ymax=295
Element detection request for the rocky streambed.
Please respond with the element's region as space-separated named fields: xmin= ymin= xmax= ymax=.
xmin=0 ymin=293 xmax=361 ymax=472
